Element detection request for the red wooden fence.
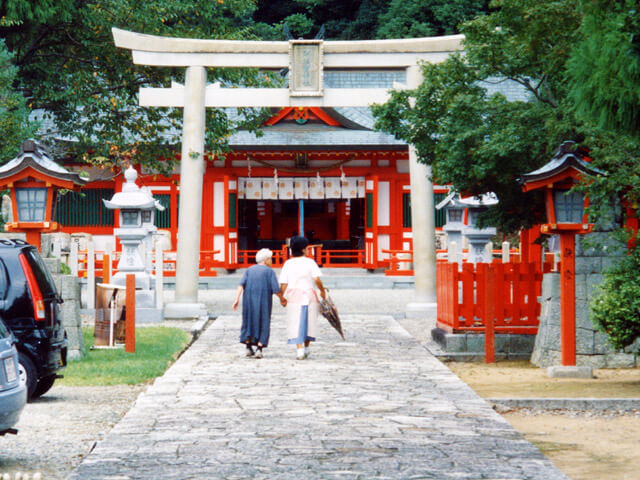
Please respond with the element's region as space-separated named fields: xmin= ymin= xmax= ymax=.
xmin=76 ymin=250 xmax=220 ymax=278
xmin=437 ymin=261 xmax=552 ymax=334
xmin=237 ymin=246 xmax=365 ymax=268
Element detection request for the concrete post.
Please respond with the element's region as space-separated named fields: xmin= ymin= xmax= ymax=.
xmin=165 ymin=66 xmax=208 ymax=319
xmin=448 ymin=241 xmax=458 ymax=264
xmin=502 ymin=241 xmax=510 ymax=263
xmin=485 ymin=242 xmax=494 ymax=261
xmin=406 ymin=65 xmax=437 ymax=317
xmin=70 ymin=241 xmax=79 ymax=277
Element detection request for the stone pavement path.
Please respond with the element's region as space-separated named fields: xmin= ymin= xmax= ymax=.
xmin=69 ymin=314 xmax=568 ymax=480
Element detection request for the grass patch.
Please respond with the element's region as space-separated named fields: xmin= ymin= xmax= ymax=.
xmin=59 ymin=326 xmax=191 ymax=386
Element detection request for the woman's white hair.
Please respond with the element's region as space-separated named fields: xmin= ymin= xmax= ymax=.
xmin=255 ymin=248 xmax=273 ymax=264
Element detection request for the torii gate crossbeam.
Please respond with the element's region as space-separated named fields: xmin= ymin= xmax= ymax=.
xmin=112 ymin=28 xmax=463 ymax=320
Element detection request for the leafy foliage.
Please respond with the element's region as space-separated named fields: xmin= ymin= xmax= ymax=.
xmin=254 ymin=0 xmax=388 ymax=40
xmin=254 ymin=0 xmax=488 ymax=40
xmin=377 ymin=0 xmax=488 ymax=38
xmin=567 ymin=0 xmax=640 ymax=135
xmin=1 ymin=0 xmax=270 ymax=174
xmin=591 ymin=234 xmax=640 ymax=350
xmin=373 ymin=0 xmax=583 ymax=233
xmin=0 ymin=38 xmax=38 ymax=160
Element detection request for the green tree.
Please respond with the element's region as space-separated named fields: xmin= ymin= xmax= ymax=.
xmin=373 ymin=0 xmax=583 ymax=233
xmin=253 ymin=0 xmax=390 ymax=40
xmin=377 ymin=0 xmax=488 ymax=38
xmin=0 ymin=38 xmax=38 ymax=161
xmin=1 ymin=0 xmax=269 ymax=173
xmin=253 ymin=0 xmax=487 ymax=40
xmin=567 ymin=0 xmax=640 ymax=136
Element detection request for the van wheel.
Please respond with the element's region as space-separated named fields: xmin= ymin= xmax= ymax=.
xmin=18 ymin=353 xmax=37 ymax=402
xmin=33 ymin=374 xmax=57 ymax=399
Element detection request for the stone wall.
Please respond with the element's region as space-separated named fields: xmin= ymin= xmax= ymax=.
xmin=531 ymin=233 xmax=639 ymax=368
xmin=44 ymin=258 xmax=85 ymax=361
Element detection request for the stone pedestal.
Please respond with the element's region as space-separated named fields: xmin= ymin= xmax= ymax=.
xmin=547 ymin=366 xmax=593 ymax=378
xmin=532 ymin=233 xmax=639 ymax=368
xmin=45 ymin=258 xmax=85 ymax=360
xmin=164 ymin=302 xmax=208 ymax=320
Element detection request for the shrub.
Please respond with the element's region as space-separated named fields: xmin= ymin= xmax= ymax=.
xmin=591 ymin=243 xmax=640 ymax=350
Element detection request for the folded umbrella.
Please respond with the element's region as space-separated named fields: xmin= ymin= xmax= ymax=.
xmin=319 ymin=291 xmax=345 ymax=340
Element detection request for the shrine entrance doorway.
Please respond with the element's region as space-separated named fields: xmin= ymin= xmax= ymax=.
xmin=237 ymin=197 xmax=366 ymax=267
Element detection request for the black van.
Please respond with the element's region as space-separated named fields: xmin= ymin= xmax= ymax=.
xmin=0 ymin=239 xmax=66 ymax=400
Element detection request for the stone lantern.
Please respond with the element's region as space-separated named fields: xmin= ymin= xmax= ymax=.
xmin=103 ymin=166 xmax=165 ymax=321
xmin=461 ymin=193 xmax=498 ymax=264
xmin=521 ymin=141 xmax=599 ymax=370
xmin=0 ymin=140 xmax=87 ymax=249
xmin=436 ymin=191 xmax=466 ymax=261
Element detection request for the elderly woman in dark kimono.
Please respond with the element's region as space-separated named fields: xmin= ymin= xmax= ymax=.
xmin=232 ymin=248 xmax=286 ymax=358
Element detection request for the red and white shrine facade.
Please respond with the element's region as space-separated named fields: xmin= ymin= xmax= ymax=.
xmin=56 ymin=105 xmax=448 ymax=270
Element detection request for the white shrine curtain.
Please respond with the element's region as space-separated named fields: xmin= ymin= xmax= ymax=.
xmin=236 ymin=177 xmax=364 ymax=200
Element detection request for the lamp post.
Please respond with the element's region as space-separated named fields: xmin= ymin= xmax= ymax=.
xmin=521 ymin=141 xmax=600 ymax=371
xmin=0 ymin=140 xmax=87 ymax=250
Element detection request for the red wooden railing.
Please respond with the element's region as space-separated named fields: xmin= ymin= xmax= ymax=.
xmin=76 ymin=250 xmax=220 ymax=278
xmin=383 ymin=248 xmax=529 ymax=277
xmin=317 ymin=248 xmax=365 ymax=268
xmin=238 ymin=247 xmax=289 ymax=267
xmin=382 ymin=249 xmax=414 ymax=276
xmin=237 ymin=246 xmax=365 ymax=268
xmin=437 ymin=261 xmax=552 ymax=334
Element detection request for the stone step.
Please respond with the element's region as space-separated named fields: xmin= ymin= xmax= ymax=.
xmin=164 ymin=272 xmax=415 ymax=290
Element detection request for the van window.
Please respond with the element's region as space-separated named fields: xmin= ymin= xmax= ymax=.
xmin=24 ymin=249 xmax=58 ymax=298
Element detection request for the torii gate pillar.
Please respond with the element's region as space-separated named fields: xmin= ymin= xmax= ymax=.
xmin=406 ymin=66 xmax=437 ymax=317
xmin=164 ymin=66 xmax=208 ymax=319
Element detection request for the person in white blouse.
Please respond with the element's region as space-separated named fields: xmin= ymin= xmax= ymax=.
xmin=279 ymin=236 xmax=327 ymax=360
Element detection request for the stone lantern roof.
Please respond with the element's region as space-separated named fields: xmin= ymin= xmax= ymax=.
xmin=103 ymin=166 xmax=165 ymax=211
xmin=458 ymin=192 xmax=499 ymax=207
xmin=435 ymin=190 xmax=465 ymax=210
xmin=436 ymin=190 xmax=498 ymax=210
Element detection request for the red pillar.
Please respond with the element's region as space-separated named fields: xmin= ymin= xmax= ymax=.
xmin=484 ymin=265 xmax=495 ymax=364
xmin=103 ymin=254 xmax=111 ymax=284
xmin=25 ymin=231 xmax=42 ymax=251
xmin=559 ymin=232 xmax=576 ymax=366
xmin=520 ymin=226 xmax=542 ymax=263
xmin=125 ymin=274 xmax=136 ymax=354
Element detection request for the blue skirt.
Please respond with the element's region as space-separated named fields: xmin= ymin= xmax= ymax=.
xmin=287 ymin=305 xmax=316 ymax=344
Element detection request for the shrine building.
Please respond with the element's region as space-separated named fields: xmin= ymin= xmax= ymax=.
xmin=54 ymin=74 xmax=449 ymax=270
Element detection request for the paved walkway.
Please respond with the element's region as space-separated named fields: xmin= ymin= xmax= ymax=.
xmin=69 ymin=312 xmax=569 ymax=480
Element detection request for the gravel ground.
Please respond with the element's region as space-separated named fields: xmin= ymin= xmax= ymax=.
xmin=0 ymin=384 xmax=146 ymax=479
